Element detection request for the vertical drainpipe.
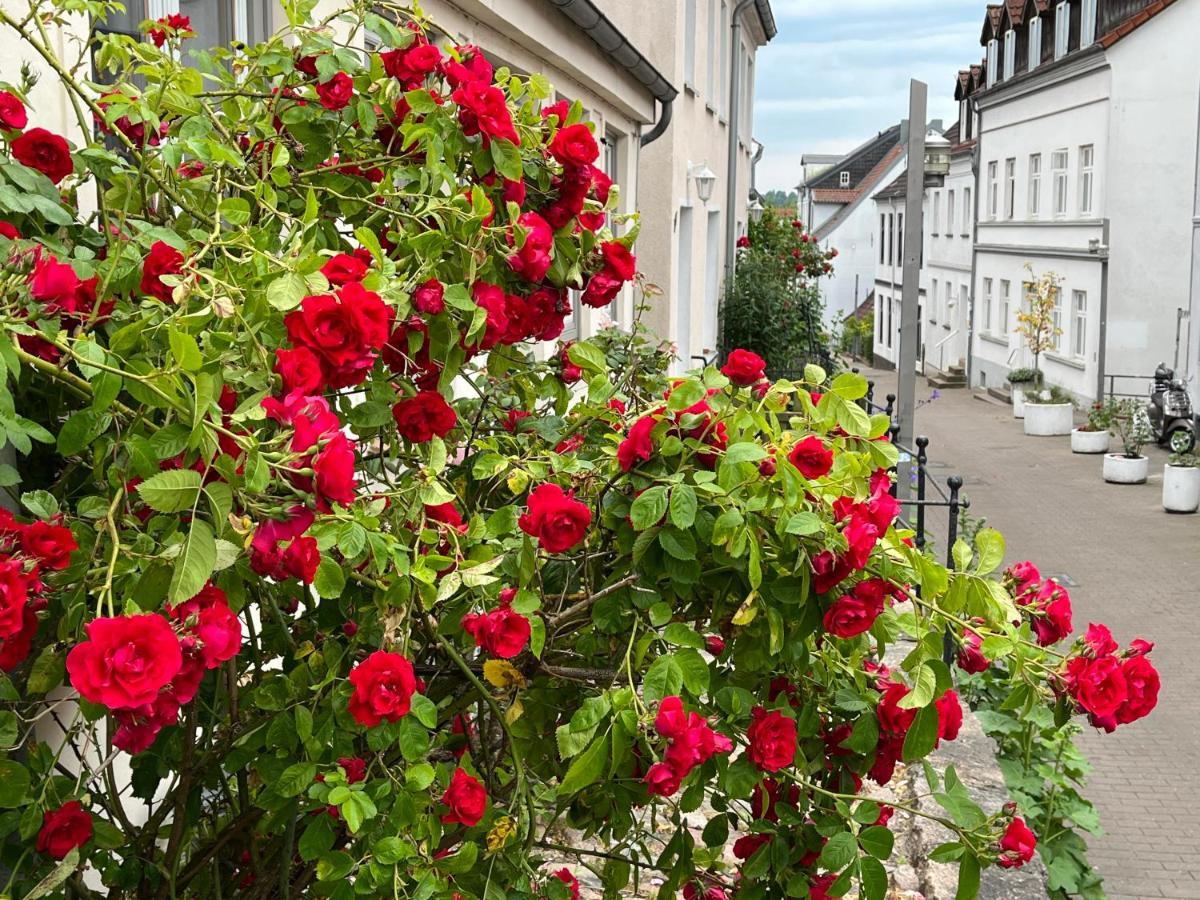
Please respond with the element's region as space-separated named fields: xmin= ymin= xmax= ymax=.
xmin=1095 ymin=217 xmax=1110 ymax=402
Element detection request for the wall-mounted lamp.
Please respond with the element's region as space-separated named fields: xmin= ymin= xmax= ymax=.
xmin=691 ymin=164 xmax=717 ymax=205
xmin=748 ymin=197 xmax=765 ymax=224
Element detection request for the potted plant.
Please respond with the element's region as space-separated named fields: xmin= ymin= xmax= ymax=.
xmin=1012 ymin=266 xmax=1063 ymax=419
xmin=1163 ymin=453 xmax=1200 ymax=513
xmin=1023 ymin=385 xmax=1074 ymax=437
xmin=1007 ymin=367 xmax=1038 ymax=419
xmin=1072 ymin=399 xmax=1115 ymax=453
xmin=1104 ymin=399 xmax=1152 ymax=484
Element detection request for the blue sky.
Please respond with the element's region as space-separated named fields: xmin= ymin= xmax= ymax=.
xmin=753 ymin=0 xmax=985 ymax=193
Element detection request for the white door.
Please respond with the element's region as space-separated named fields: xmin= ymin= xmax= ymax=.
xmin=702 ymin=210 xmax=721 ymax=365
xmin=675 ymin=206 xmax=694 ymax=372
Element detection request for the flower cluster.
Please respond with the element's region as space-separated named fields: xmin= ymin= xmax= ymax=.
xmin=1061 ymin=623 xmax=1159 ymax=731
xmin=0 ymin=511 xmax=76 ymax=671
xmin=644 ymin=696 xmax=733 ymax=796
xmin=1004 ymin=561 xmax=1073 ymax=646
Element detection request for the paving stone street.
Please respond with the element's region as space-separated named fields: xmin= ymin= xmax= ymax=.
xmin=859 ymin=364 xmax=1200 ymax=899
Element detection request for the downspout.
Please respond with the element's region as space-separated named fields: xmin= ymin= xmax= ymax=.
xmin=640 ymin=98 xmax=673 ymax=147
xmin=1095 ymin=218 xmax=1110 ymax=401
xmin=750 ymin=140 xmax=764 ymax=195
xmin=723 ymin=0 xmax=759 ymax=287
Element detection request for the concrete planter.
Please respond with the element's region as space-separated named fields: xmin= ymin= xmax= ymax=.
xmin=1071 ymin=428 xmax=1110 ymax=454
xmin=1023 ymin=402 xmax=1073 ymax=436
xmin=1162 ymin=464 xmax=1200 ymax=513
xmin=1103 ymin=453 xmax=1149 ymax=484
xmin=1011 ymin=386 xmax=1028 ymax=419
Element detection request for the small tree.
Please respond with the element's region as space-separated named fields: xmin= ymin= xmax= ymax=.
xmin=1014 ymin=265 xmax=1063 ymax=387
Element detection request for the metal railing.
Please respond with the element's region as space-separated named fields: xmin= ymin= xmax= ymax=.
xmin=1102 ymin=373 xmax=1153 ymax=401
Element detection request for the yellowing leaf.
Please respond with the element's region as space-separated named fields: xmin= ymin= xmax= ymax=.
xmin=483 ymin=659 xmax=525 ymax=690
xmin=487 ymin=816 xmax=516 ymax=852
xmin=731 ymin=592 xmax=759 ymax=626
xmin=506 ymin=469 xmax=530 ymax=495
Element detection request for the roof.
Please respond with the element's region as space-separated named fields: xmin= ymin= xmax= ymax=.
xmin=942 ymin=120 xmax=961 ymax=145
xmin=873 ymin=170 xmax=908 ymax=202
xmin=753 ymin=0 xmax=777 ymax=41
xmin=844 ymin=291 xmax=875 ymax=322
xmin=805 ymin=124 xmax=903 ymax=195
xmin=1003 ymin=0 xmax=1025 ymax=26
xmin=1099 ymin=0 xmax=1180 ymax=47
xmin=812 ymin=188 xmax=861 ymax=203
xmin=814 ymin=142 xmax=904 ymax=240
xmin=801 ymin=153 xmax=842 ymax=165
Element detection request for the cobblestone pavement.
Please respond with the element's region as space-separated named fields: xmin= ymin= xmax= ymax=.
xmin=858 ymin=364 xmax=1200 ymax=900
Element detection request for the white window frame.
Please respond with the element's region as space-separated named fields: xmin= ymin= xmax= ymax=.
xmin=932 ymin=278 xmax=939 ymax=322
xmin=840 ymin=170 xmax=851 ymax=187
xmin=683 ymin=0 xmax=697 ymax=88
xmin=1029 ymin=16 xmax=1042 ymax=68
xmin=1081 ymin=0 xmax=1097 ymax=45
xmin=932 ymin=190 xmax=941 ymax=234
xmin=1003 ymin=29 xmax=1016 ymax=79
xmin=986 ymin=38 xmax=998 ymax=86
xmin=982 ymin=278 xmax=993 ymax=334
xmin=1078 ymin=144 xmax=1094 ymax=216
xmin=963 ymin=186 xmax=972 ymax=233
xmin=947 ymin=189 xmax=956 ymax=234
xmin=1054 ymin=1 xmax=1070 ymax=60
xmin=1001 ymin=279 xmax=1011 ymax=334
xmin=1052 ymin=149 xmax=1069 ymax=217
xmin=987 ymin=161 xmax=998 ymax=220
xmin=1072 ymin=289 xmax=1087 ymax=358
xmin=1028 ymin=153 xmax=1041 ymax=218
xmin=1004 ymin=157 xmax=1016 ymax=219
xmin=1050 ymin=285 xmax=1063 ymax=351
xmin=880 ymin=214 xmax=886 ymax=264
xmin=719 ymin=0 xmax=729 ymax=116
xmin=706 ymin=0 xmax=718 ymax=103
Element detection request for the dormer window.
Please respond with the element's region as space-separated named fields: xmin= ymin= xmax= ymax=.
xmin=1029 ymin=16 xmax=1043 ymax=68
xmin=1003 ymin=29 xmax=1015 ymax=79
xmin=839 ymin=170 xmax=850 ymax=187
xmin=1055 ymin=2 xmax=1070 ymax=59
xmin=986 ymin=38 xmax=998 ymax=86
xmin=1081 ymin=0 xmax=1097 ymax=45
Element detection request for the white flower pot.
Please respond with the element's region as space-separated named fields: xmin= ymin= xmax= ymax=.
xmin=1103 ymin=453 xmax=1149 ymax=484
xmin=1162 ymin=464 xmax=1200 ymax=513
xmin=1071 ymin=428 xmax=1110 ymax=454
xmin=1023 ymin=403 xmax=1073 ymax=436
xmin=1011 ymin=387 xmax=1027 ymax=419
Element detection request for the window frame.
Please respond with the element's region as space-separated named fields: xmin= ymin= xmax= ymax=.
xmin=1051 ymin=149 xmax=1069 ymax=218
xmin=1081 ymin=0 xmax=1097 ymax=45
xmin=1072 ymin=289 xmax=1087 ymax=358
xmin=683 ymin=0 xmax=697 ymax=89
xmin=839 ymin=170 xmax=850 ymax=187
xmin=1029 ymin=16 xmax=1042 ymax=68
xmin=1054 ymin=1 xmax=1070 ymax=60
xmin=1004 ymin=157 xmax=1016 ymax=219
xmin=1028 ymin=153 xmax=1042 ymax=218
xmin=982 ymin=277 xmax=993 ymax=334
xmin=1003 ymin=28 xmax=1016 ymax=79
xmin=1000 ymin=279 xmax=1011 ymax=334
xmin=987 ymin=161 xmax=998 ymax=220
xmin=947 ymin=189 xmax=955 ymax=234
xmin=962 ymin=186 xmax=972 ymax=233
xmin=932 ymin=190 xmax=940 ymax=234
xmin=1078 ymin=144 xmax=1094 ymax=216
xmin=986 ymin=38 xmax=998 ymax=86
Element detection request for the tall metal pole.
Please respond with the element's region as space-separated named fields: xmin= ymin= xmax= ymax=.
xmin=896 ymin=80 xmax=928 ymax=499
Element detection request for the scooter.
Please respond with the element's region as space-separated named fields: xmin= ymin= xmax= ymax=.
xmin=1147 ymin=362 xmax=1196 ymax=454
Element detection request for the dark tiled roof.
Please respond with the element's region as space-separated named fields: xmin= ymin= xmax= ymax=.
xmin=1100 ymin=0 xmax=1179 ymax=47
xmin=873 ymin=171 xmax=909 ymax=202
xmin=1004 ymin=0 xmax=1025 ymax=26
xmin=813 ymin=142 xmax=904 ymax=240
xmin=942 ymin=120 xmax=961 ymax=145
xmin=806 ymin=124 xmax=903 ymax=194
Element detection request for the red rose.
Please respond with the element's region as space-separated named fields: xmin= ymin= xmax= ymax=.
xmin=617 ymin=416 xmax=656 ymax=472
xmin=0 ymin=606 xmax=36 ymax=671
xmin=461 ymin=601 xmax=531 ymax=659
xmin=581 ymin=269 xmax=621 ymax=308
xmin=148 ymin=12 xmax=191 ymax=46
xmin=1030 ymin=581 xmax=1073 ymax=646
xmin=720 ymin=349 xmax=766 ymax=386
xmin=339 ymin=755 xmax=368 ymax=784
xmin=452 ymin=81 xmax=519 ymax=145
xmin=746 ymin=707 xmax=797 ymax=772
xmin=249 ymin=506 xmax=318 ymax=584
xmin=348 ymin=650 xmax=417 ymax=726
xmin=321 ymin=252 xmax=369 ymax=286
xmin=842 ymin=510 xmax=879 ymax=570
xmin=66 ymin=614 xmax=182 ymax=710
xmin=20 ymin=520 xmax=77 ymax=571
xmin=12 ymin=128 xmax=73 ymax=183
xmin=822 ymin=590 xmax=883 ymax=639
xmin=552 ymin=868 xmax=581 ymax=900
xmin=705 ymin=635 xmax=726 ymax=655
xmin=426 ymin=502 xmax=468 ymax=533
xmin=274 ymin=347 xmax=325 ymax=396
xmin=541 ymin=99 xmax=570 ymax=123
xmin=997 ymin=817 xmax=1037 ymax=868
xmin=788 ymin=436 xmax=833 ymax=479
xmin=518 ymin=483 xmax=591 ymax=554
xmin=548 ymin=122 xmax=598 ymax=167
xmin=508 ymin=212 xmax=554 ymax=282
xmin=36 ymin=801 xmax=92 ymax=860
xmin=0 ymin=221 xmax=19 ymax=240
xmin=192 ymin=601 xmax=242 ymax=669
xmin=811 ymin=550 xmax=852 ymax=595
xmin=469 ymin=282 xmax=511 ymax=350
xmin=0 ymin=90 xmax=27 ymax=131
xmin=392 ymin=390 xmax=457 ymax=443
xmin=1082 ymin=622 xmax=1118 ymax=657
xmin=956 ymin=630 xmax=990 ymax=674
xmin=312 ymin=433 xmax=357 ymax=508
xmin=876 ymin=682 xmax=916 ymax=736
xmin=643 ymin=762 xmax=682 ymax=797
xmin=442 ymin=44 xmax=493 ymax=89
xmin=440 ymin=767 xmax=487 ymax=826
xmin=600 ymin=241 xmax=636 ymax=281
xmin=1066 ymin=654 xmax=1127 ymax=719
xmin=412 ymin=278 xmax=445 ymax=314
xmin=1115 ymin=655 xmax=1159 ymax=724
xmin=282 ymin=536 xmax=320 ymax=584
xmin=284 ymin=282 xmax=390 ymax=389
xmin=936 ymin=689 xmax=962 ymax=742
xmin=140 ymin=240 xmax=185 ymax=302
xmin=316 ymin=72 xmax=354 ymax=110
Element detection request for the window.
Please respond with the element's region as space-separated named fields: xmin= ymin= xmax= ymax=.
xmin=1050 ymin=285 xmax=1063 ymax=351
xmin=887 ymin=213 xmax=894 ymax=265
xmin=932 ymin=191 xmax=940 ymax=233
xmin=877 ymin=296 xmax=885 ymax=343
xmin=1028 ymin=153 xmax=1042 ymax=218
xmin=1081 ymin=0 xmax=1097 ymax=45
xmin=987 ymin=161 xmax=998 ymax=219
xmin=1004 ymin=158 xmax=1016 ymax=219
xmin=1072 ymin=290 xmax=1087 ymax=357
xmin=1078 ymin=144 xmax=1094 ymax=215
xmin=986 ymin=38 xmax=998 ymax=86
xmin=880 ymin=214 xmax=886 ymax=264
xmin=963 ymin=187 xmax=972 ymax=232
xmin=1003 ymin=29 xmax=1016 ymax=79
xmin=932 ymin=278 xmax=939 ymax=321
xmin=982 ymin=278 xmax=993 ymax=333
xmin=897 ymin=212 xmax=904 ymax=263
xmin=1052 ymin=149 xmax=1069 ymax=217
xmin=683 ymin=0 xmax=697 ymax=87
xmin=1054 ymin=2 xmax=1070 ymax=59
xmin=743 ymin=56 xmax=754 ymax=138
xmin=706 ymin=0 xmax=717 ymax=102
xmin=719 ymin=0 xmax=729 ymax=115
xmin=947 ymin=189 xmax=956 ymax=234
xmin=840 ymin=170 xmax=850 ymax=187
xmin=1000 ymin=279 xmax=1011 ymax=334
xmin=944 ymin=281 xmax=952 ymax=325
xmin=1029 ymin=16 xmax=1043 ymax=68
xmin=886 ymin=296 xmax=893 ymax=348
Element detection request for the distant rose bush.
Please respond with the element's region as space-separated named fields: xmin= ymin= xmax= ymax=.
xmin=0 ymin=0 xmax=1158 ymax=897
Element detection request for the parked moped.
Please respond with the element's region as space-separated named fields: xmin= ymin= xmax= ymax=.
xmin=1147 ymin=362 xmax=1196 ymax=453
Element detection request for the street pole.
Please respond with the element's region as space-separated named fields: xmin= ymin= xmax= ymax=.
xmin=896 ymin=79 xmax=927 ymax=499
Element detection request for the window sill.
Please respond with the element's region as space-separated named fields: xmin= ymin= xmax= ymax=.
xmin=979 ymin=333 xmax=1009 ymax=348
xmin=684 ymin=82 xmax=697 ymax=96
xmin=1046 ymin=352 xmax=1086 ymax=371
xmin=942 ymin=324 xmax=952 ymax=331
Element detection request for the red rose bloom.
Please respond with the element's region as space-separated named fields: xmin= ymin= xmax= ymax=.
xmin=721 ymin=349 xmax=766 ymax=386
xmin=0 ymin=90 xmax=27 ymax=131
xmin=1115 ymin=655 xmax=1159 ymax=724
xmin=518 ymin=483 xmax=592 ymax=553
xmin=36 ymin=801 xmax=92 ymax=860
xmin=461 ymin=602 xmax=531 ymax=659
xmin=312 ymin=433 xmax=358 ymax=508
xmin=1067 ymin=654 xmax=1127 ymax=719
xmin=997 ymin=817 xmax=1037 ymax=868
xmin=936 ymin=689 xmax=963 ymax=742
xmin=12 ymin=128 xmax=73 ymax=183
xmin=452 ymin=81 xmax=519 ymax=145
xmin=822 ymin=588 xmax=884 ymax=639
xmin=746 ymin=707 xmax=797 ymax=772
xmin=469 ymin=282 xmax=511 ymax=350
xmin=275 ymin=347 xmax=325 ymax=396
xmin=321 ymin=252 xmax=369 ymax=286
xmin=581 ymin=269 xmax=622 ymax=308
xmin=788 ymin=436 xmax=833 ymax=479
xmin=316 ymin=72 xmax=354 ymax=110
xmin=548 ymin=122 xmax=599 ymax=167
xmin=140 ymin=240 xmax=185 ymax=302
xmin=65 ymin=614 xmax=183 ymax=710
xmin=441 ymin=767 xmax=487 ymax=826
xmin=412 ymin=278 xmax=445 ymax=314
xmin=347 ymin=650 xmax=417 ymax=727
xmin=643 ymin=762 xmax=682 ymax=796
xmin=392 ymin=390 xmax=457 ymax=443
xmin=249 ymin=506 xmax=318 ymax=584
xmin=0 ymin=606 xmax=37 ymax=671
xmin=600 ymin=241 xmax=636 ymax=281
xmin=0 ymin=221 xmax=19 ymax=240
xmin=617 ymin=416 xmax=656 ymax=472
xmin=21 ymin=520 xmax=77 ymax=571
xmin=284 ymin=282 xmax=390 ymax=388
xmin=876 ymin=682 xmax=917 ymax=736
xmin=339 ymin=756 xmax=368 ymax=784
xmin=192 ymin=602 xmax=243 ymax=669
xmin=508 ymin=212 xmax=554 ymax=282
xmin=956 ymin=630 xmax=990 ymax=674
xmin=552 ymin=868 xmax=581 ymax=900
xmin=148 ymin=12 xmax=191 ymax=46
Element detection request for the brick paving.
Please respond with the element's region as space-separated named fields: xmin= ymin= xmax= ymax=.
xmin=858 ymin=364 xmax=1200 ymax=899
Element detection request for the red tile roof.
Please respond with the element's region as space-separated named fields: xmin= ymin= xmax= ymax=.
xmin=1099 ymin=0 xmax=1180 ymax=47
xmin=812 ymin=188 xmax=861 ymax=203
xmin=1005 ymin=0 xmax=1025 ymax=26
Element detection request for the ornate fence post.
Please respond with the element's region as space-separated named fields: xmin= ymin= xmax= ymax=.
xmin=943 ymin=475 xmax=964 ymax=666
xmin=915 ymin=436 xmax=929 ymax=551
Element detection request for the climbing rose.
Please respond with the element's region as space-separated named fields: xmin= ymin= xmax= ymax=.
xmin=148 ymin=12 xmax=191 ymax=46
xmin=11 ymin=128 xmax=73 ymax=183
xmin=320 ymin=252 xmax=369 ymax=286
xmin=936 ymin=689 xmax=963 ymax=742
xmin=316 ymin=72 xmax=354 ymax=110
xmin=548 ymin=122 xmax=599 ymax=167
xmin=440 ymin=767 xmax=487 ymax=826
xmin=65 ymin=614 xmax=182 ymax=710
xmin=644 ymin=762 xmax=682 ymax=797
xmin=0 ymin=221 xmax=18 ymax=239
xmin=339 ymin=756 xmax=367 ymax=784
xmin=1115 ymin=656 xmax=1160 ymax=725
xmin=617 ymin=416 xmax=656 ymax=472
xmin=20 ymin=520 xmax=77 ymax=571
xmin=347 ymin=650 xmax=417 ymax=727
xmin=1065 ymin=654 xmax=1127 ymax=719
xmin=508 ymin=212 xmax=554 ymax=282
xmin=284 ymin=282 xmax=390 ymax=389
xmin=997 ymin=817 xmax=1037 ymax=869
xmin=140 ymin=240 xmax=185 ymax=302
xmin=461 ymin=599 xmax=531 ymax=659
xmin=822 ymin=579 xmax=888 ymax=638
xmin=249 ymin=506 xmax=319 ymax=584
xmin=0 ymin=90 xmax=27 ymax=131
xmin=392 ymin=390 xmax=457 ymax=443
xmin=0 ymin=607 xmax=36 ymax=671
xmin=412 ymin=278 xmax=446 ymax=314
xmin=746 ymin=707 xmax=797 ymax=771
xmin=36 ymin=802 xmax=92 ymax=860
xmin=551 ymin=869 xmax=581 ymax=900
xmin=957 ymin=629 xmax=990 ymax=674
xmin=721 ymin=349 xmax=766 ymax=386
xmin=788 ymin=436 xmax=833 ymax=479
xmin=452 ymin=81 xmax=519 ymax=144
xmin=274 ymin=347 xmax=325 ymax=396
xmin=600 ymin=241 xmax=636 ymax=281
xmin=518 ymin=484 xmax=591 ymax=553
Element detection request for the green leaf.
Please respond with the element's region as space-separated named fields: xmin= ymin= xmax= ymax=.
xmin=169 ymin=327 xmax=202 ymax=372
xmin=168 ymin=519 xmax=216 ymax=605
xmin=409 ymin=693 xmax=438 ymax=729
xmin=901 ymin=704 xmax=941 ymax=762
xmin=858 ymin=825 xmax=894 ymax=860
xmin=858 ymin=856 xmax=888 ymax=900
xmin=313 ymin=558 xmax=346 ymax=599
xmin=26 ymin=645 xmax=64 ymax=694
xmin=952 ymin=538 xmax=973 ymax=571
xmin=723 ymin=442 xmax=767 ymax=465
xmin=23 ymin=848 xmax=79 ymax=899
xmin=659 ymin=527 xmax=697 ymax=560
xmin=218 ymin=196 xmax=251 ymax=225
xmin=20 ymin=490 xmax=58 ymax=519
xmin=662 ymin=622 xmax=704 ymax=650
xmin=630 ymin=486 xmax=668 ymax=530
xmin=642 ymin=655 xmax=683 ymax=705
xmin=489 ymin=138 xmax=523 ymax=181
xmin=559 ymin=732 xmax=609 ymax=795
xmin=669 ymin=484 xmax=697 ymax=528
xmin=56 ymin=409 xmax=105 ymax=456
xmin=674 ymin=648 xmax=710 ymax=695
xmin=137 ymin=469 xmax=203 ymax=513
xmin=397 ymin=718 xmax=429 ymax=761
xmin=784 ymin=512 xmax=822 ymax=535
xmin=299 ymin=815 xmax=335 ymax=861
xmin=405 ymin=762 xmax=435 ymax=790
xmin=973 ymin=528 xmax=1005 ymax=575
xmin=566 ymin=341 xmax=607 ymax=375
xmin=955 ymin=853 xmax=981 ymax=900
xmin=267 ymin=272 xmax=307 ymax=311
xmin=276 ymin=762 xmax=317 ymax=797
xmin=817 ymin=831 xmax=857 ymax=871
xmin=897 ymin=663 xmax=937 ymax=709
xmin=0 ymin=760 xmax=29 ymax=806
xmin=373 ymin=836 xmax=408 ymax=865
xmin=316 ymin=851 xmax=355 ymax=881
xmin=831 ymin=371 xmax=869 ymax=400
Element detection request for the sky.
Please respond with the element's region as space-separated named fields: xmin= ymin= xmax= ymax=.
xmin=752 ymin=0 xmax=986 ymax=193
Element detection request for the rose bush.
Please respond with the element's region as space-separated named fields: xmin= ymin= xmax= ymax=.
xmin=0 ymin=1 xmax=1158 ymax=898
